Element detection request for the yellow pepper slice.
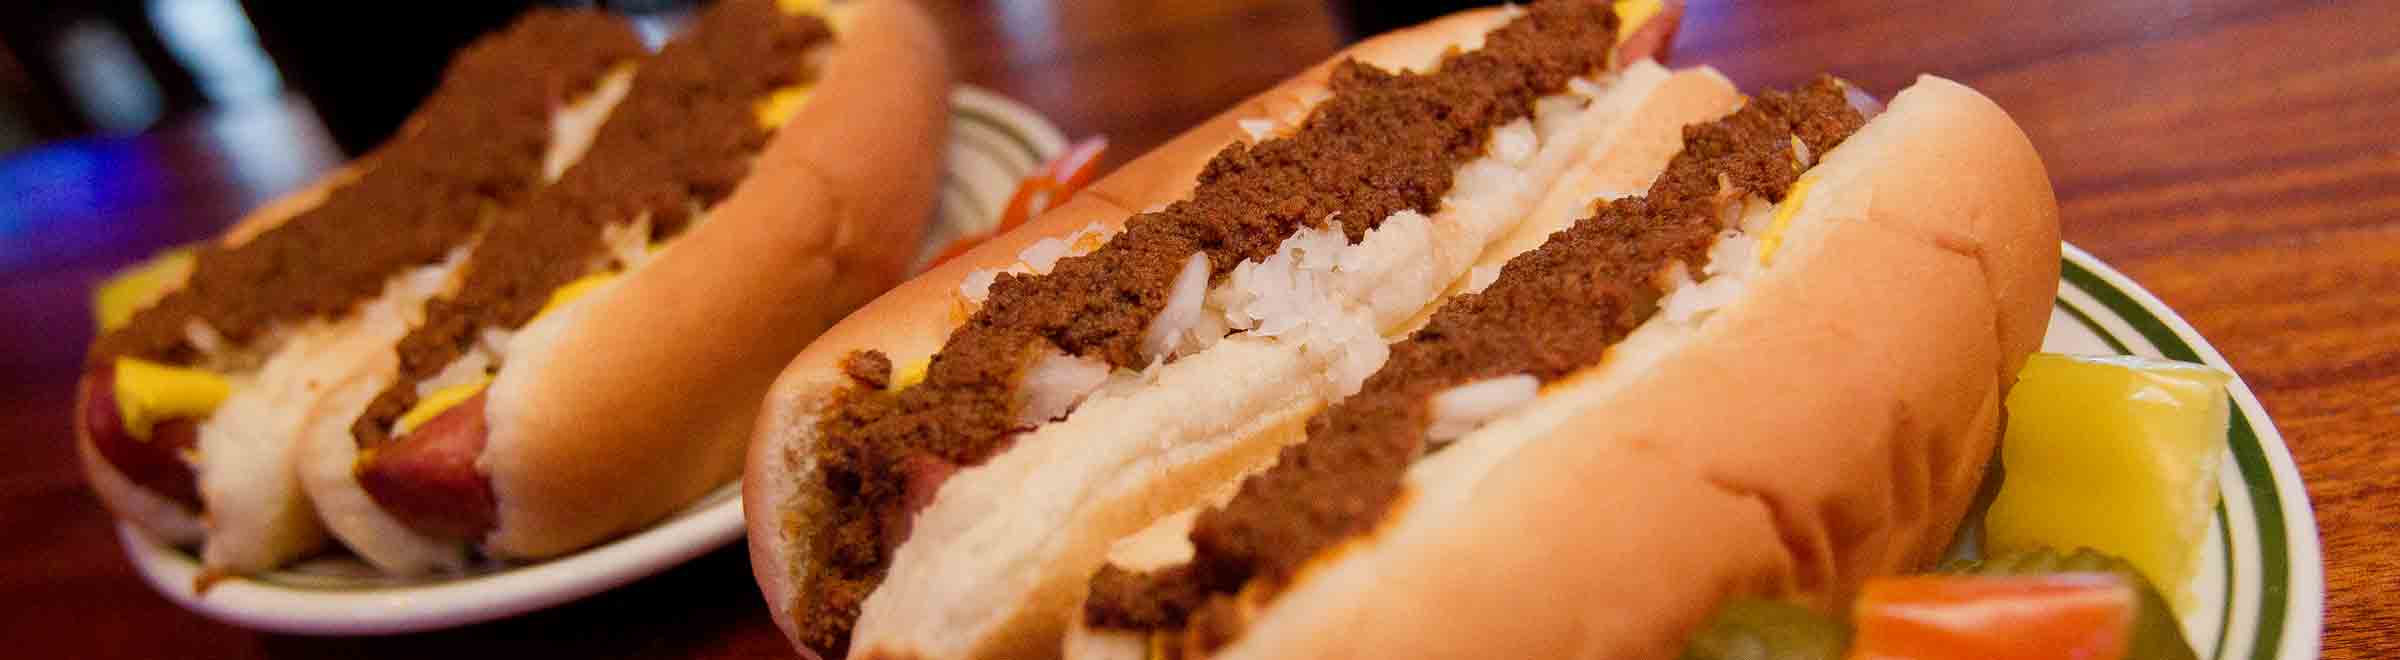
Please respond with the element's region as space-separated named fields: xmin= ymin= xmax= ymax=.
xmin=1984 ymin=353 xmax=2232 ymax=610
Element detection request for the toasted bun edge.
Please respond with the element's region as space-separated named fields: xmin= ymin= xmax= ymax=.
xmin=482 ymin=0 xmax=952 ymax=559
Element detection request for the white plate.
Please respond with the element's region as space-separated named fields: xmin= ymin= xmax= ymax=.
xmin=118 ymin=85 xmax=1066 ymax=636
xmin=2029 ymin=244 xmax=2324 ymax=660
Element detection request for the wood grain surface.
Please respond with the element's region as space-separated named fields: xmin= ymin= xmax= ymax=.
xmin=1 ymin=0 xmax=2388 ymax=657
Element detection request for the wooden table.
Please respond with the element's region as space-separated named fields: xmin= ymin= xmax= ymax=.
xmin=2 ymin=0 xmax=2389 ymax=657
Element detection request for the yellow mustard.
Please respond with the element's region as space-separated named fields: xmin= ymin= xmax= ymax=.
xmin=93 ymin=247 xmax=198 ymax=331
xmin=1756 ymin=176 xmax=1816 ymax=267
xmin=112 ymin=357 xmax=230 ymax=441
xmin=534 ymin=271 xmax=620 ymax=320
xmin=889 ymin=357 xmax=931 ymax=391
xmin=755 ymin=85 xmax=815 ymax=131
xmin=1614 ymin=0 xmax=1663 ymax=42
xmin=394 ymin=375 xmax=494 ymax=437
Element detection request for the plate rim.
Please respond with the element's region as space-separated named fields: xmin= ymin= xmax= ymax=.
xmin=119 ymin=486 xmax=748 ymax=635
xmin=2056 ymin=242 xmax=2326 ymax=660
xmin=116 ymin=84 xmax=1067 ymax=636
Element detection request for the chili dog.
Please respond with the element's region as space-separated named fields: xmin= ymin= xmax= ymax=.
xmin=744 ymin=2 xmax=1708 ymax=657
xmin=77 ymin=9 xmax=647 ymax=579
xmin=295 ymin=0 xmax=949 ymax=574
xmin=1061 ymin=74 xmax=2060 ymax=660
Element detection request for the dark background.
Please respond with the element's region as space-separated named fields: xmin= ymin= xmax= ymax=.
xmin=0 ymin=0 xmax=1472 ymax=277
xmin=0 ymin=0 xmax=1469 ymax=157
xmin=1 ymin=0 xmax=620 ymax=155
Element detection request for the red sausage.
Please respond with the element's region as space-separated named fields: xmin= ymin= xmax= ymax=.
xmin=356 ymin=392 xmax=497 ymax=540
xmin=81 ymin=370 xmax=203 ymax=508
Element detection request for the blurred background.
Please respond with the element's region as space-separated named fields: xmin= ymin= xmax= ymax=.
xmin=0 ymin=0 xmax=1470 ymax=156
xmin=0 ymin=0 xmax=1427 ymax=429
xmin=0 ymin=0 xmax=1476 ymax=273
xmin=0 ymin=0 xmax=712 ymax=275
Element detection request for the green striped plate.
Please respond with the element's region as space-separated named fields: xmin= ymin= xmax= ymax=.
xmin=2041 ymin=243 xmax=2325 ymax=660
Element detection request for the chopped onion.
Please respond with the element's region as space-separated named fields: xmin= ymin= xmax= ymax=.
xmin=1569 ymin=76 xmax=1609 ymax=99
xmin=1450 ymin=157 xmax=1521 ymax=211
xmin=1425 ymin=374 xmax=1539 ymax=444
xmin=1327 ymin=322 xmax=1388 ymax=398
xmin=1464 ymin=264 xmax=1503 ymax=294
xmin=1533 ymin=94 xmax=1588 ymax=141
xmin=1191 ymin=216 xmax=1393 ymax=396
xmin=1141 ymin=252 xmax=1213 ymax=361
xmin=1490 ymin=119 xmax=1537 ymax=166
xmin=1211 ymin=222 xmax=1346 ymax=335
xmin=1657 ymin=265 xmax=1720 ymax=324
xmin=184 ymin=321 xmax=229 ymax=357
xmin=1239 ymin=119 xmax=1276 ymax=142
xmin=1843 ymin=83 xmax=1885 ymax=120
xmin=957 ymin=224 xmax=1114 ymax=306
xmin=543 ymin=67 xmax=635 ymax=183
xmin=1701 ymin=228 xmax=1756 ymax=278
xmin=478 ymin=328 xmax=515 ymax=357
xmin=601 ymin=216 xmax=653 ymax=269
xmin=958 ymin=269 xmax=1002 ymax=305
xmin=1020 ymin=237 xmax=1071 ymax=273
xmin=420 ymin=351 xmax=495 ymax=399
xmin=1660 ymin=199 xmax=1777 ymax=326
xmin=1015 ymin=348 xmax=1113 ymax=425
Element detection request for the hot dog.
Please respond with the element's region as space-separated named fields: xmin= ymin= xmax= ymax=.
xmin=295 ymin=0 xmax=950 ymax=574
xmin=1058 ymin=74 xmax=2059 ymax=660
xmin=77 ymin=9 xmax=648 ymax=579
xmin=743 ymin=2 xmax=1712 ymax=657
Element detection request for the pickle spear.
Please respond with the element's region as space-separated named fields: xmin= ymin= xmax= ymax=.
xmin=1679 ymin=598 xmax=1848 ymax=660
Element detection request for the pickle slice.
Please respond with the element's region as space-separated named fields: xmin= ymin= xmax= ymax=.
xmin=1679 ymin=598 xmax=1848 ymax=660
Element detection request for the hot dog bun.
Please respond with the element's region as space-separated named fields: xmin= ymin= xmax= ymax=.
xmin=78 ymin=8 xmax=646 ymax=575
xmin=297 ymin=0 xmax=951 ymax=573
xmin=1064 ymin=75 xmax=2059 ymax=660
xmin=747 ymin=3 xmax=1709 ymax=657
xmin=481 ymin=0 xmax=949 ymax=558
xmin=77 ymin=170 xmax=350 ymax=548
